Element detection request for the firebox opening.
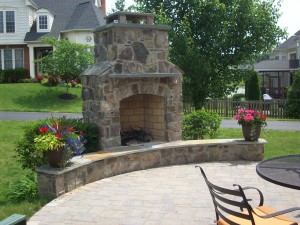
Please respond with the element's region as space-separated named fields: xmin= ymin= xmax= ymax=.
xmin=120 ymin=94 xmax=165 ymax=146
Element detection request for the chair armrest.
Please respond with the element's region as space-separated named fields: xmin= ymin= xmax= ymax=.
xmin=254 ymin=207 xmax=300 ymax=219
xmin=233 ymin=185 xmax=264 ymax=207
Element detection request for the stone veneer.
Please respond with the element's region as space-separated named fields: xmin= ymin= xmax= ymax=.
xmin=81 ymin=12 xmax=183 ymax=149
xmin=36 ymin=139 xmax=267 ymax=198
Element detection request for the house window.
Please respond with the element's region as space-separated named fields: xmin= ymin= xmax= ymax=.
xmin=0 ymin=12 xmax=3 ymax=33
xmin=39 ymin=15 xmax=48 ymax=30
xmin=15 ymin=49 xmax=24 ymax=68
xmin=6 ymin=11 xmax=15 ymax=33
xmin=290 ymin=53 xmax=296 ymax=60
xmin=0 ymin=49 xmax=24 ymax=69
xmin=0 ymin=10 xmax=15 ymax=33
xmin=275 ymin=56 xmax=279 ymax=60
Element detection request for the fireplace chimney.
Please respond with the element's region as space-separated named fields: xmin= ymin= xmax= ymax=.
xmin=100 ymin=0 xmax=106 ymax=15
xmin=81 ymin=12 xmax=183 ymax=149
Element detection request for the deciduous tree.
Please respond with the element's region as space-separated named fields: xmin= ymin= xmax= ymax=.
xmin=37 ymin=37 xmax=93 ymax=95
xmin=135 ymin=0 xmax=286 ymax=109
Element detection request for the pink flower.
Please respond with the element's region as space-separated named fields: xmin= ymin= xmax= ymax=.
xmin=234 ymin=115 xmax=241 ymax=120
xmin=244 ymin=114 xmax=254 ymax=121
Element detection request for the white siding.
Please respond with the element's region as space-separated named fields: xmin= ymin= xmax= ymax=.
xmin=28 ymin=7 xmax=35 ymax=28
xmin=0 ymin=0 xmax=30 ymax=44
xmin=61 ymin=31 xmax=95 ymax=45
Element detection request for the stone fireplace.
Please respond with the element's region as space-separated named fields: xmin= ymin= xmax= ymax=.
xmin=81 ymin=12 xmax=183 ymax=149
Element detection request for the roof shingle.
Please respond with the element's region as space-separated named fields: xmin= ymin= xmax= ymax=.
xmin=24 ymin=0 xmax=105 ymax=42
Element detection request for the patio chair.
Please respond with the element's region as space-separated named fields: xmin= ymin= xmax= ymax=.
xmin=195 ymin=166 xmax=300 ymax=225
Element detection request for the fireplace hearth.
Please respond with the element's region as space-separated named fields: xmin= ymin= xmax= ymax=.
xmin=81 ymin=12 xmax=183 ymax=149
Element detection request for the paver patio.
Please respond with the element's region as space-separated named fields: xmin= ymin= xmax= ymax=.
xmin=28 ymin=161 xmax=300 ymax=225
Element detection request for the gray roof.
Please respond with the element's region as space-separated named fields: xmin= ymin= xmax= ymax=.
xmin=24 ymin=0 xmax=105 ymax=42
xmin=253 ymin=60 xmax=295 ymax=71
xmin=275 ymin=35 xmax=297 ymax=50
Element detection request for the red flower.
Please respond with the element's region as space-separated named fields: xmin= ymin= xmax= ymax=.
xmin=79 ymin=130 xmax=84 ymax=135
xmin=56 ymin=133 xmax=62 ymax=138
xmin=67 ymin=126 xmax=74 ymax=132
xmin=260 ymin=114 xmax=267 ymax=121
xmin=39 ymin=127 xmax=48 ymax=134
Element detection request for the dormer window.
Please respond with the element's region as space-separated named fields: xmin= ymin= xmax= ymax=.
xmin=36 ymin=9 xmax=53 ymax=33
xmin=39 ymin=15 xmax=48 ymax=30
xmin=0 ymin=10 xmax=16 ymax=33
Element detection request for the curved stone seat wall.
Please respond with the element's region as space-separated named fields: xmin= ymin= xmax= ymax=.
xmin=36 ymin=139 xmax=266 ymax=198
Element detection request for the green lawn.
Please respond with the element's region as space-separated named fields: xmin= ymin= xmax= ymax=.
xmin=0 ymin=120 xmax=299 ymax=221
xmin=217 ymin=128 xmax=300 ymax=158
xmin=0 ymin=83 xmax=82 ymax=112
xmin=0 ymin=121 xmax=50 ymax=221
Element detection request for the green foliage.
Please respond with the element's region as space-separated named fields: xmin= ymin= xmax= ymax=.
xmin=284 ymin=70 xmax=300 ymax=118
xmin=37 ymin=37 xmax=93 ymax=82
xmin=245 ymin=70 xmax=261 ymax=100
xmin=231 ymin=93 xmax=245 ymax=101
xmin=183 ymin=109 xmax=221 ymax=140
xmin=40 ymin=73 xmax=61 ymax=86
xmin=60 ymin=118 xmax=99 ymax=153
xmin=0 ymin=69 xmax=30 ymax=83
xmin=17 ymin=78 xmax=38 ymax=83
xmin=7 ymin=171 xmax=38 ymax=202
xmin=15 ymin=118 xmax=99 ymax=171
xmin=135 ymin=0 xmax=286 ymax=109
xmin=15 ymin=121 xmax=48 ymax=170
xmin=114 ymin=0 xmax=125 ymax=11
xmin=40 ymin=78 xmax=49 ymax=86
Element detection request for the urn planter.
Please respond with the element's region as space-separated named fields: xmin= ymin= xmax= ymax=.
xmin=242 ymin=124 xmax=261 ymax=141
xmin=46 ymin=146 xmax=65 ymax=168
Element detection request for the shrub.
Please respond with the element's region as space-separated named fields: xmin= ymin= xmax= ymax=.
xmin=284 ymin=70 xmax=300 ymax=118
xmin=183 ymin=109 xmax=221 ymax=140
xmin=47 ymin=73 xmax=61 ymax=86
xmin=231 ymin=93 xmax=245 ymax=101
xmin=40 ymin=73 xmax=61 ymax=86
xmin=7 ymin=171 xmax=38 ymax=201
xmin=0 ymin=68 xmax=30 ymax=83
xmin=15 ymin=117 xmax=99 ymax=170
xmin=17 ymin=78 xmax=38 ymax=83
xmin=245 ymin=70 xmax=261 ymax=100
xmin=40 ymin=78 xmax=49 ymax=86
xmin=61 ymin=118 xmax=99 ymax=153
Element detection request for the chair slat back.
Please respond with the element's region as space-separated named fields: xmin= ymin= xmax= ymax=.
xmin=196 ymin=166 xmax=256 ymax=225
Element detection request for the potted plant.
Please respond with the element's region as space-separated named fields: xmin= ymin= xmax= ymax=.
xmin=34 ymin=118 xmax=87 ymax=168
xmin=234 ymin=109 xmax=267 ymax=141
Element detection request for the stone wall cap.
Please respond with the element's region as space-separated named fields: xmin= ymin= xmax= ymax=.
xmin=109 ymin=73 xmax=182 ymax=78
xmin=94 ymin=23 xmax=171 ymax=32
xmin=150 ymin=139 xmax=268 ymax=149
xmin=105 ymin=11 xmax=155 ymax=20
xmin=36 ymin=157 xmax=91 ymax=175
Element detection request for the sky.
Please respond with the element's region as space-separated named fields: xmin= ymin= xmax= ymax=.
xmin=106 ymin=0 xmax=299 ymax=37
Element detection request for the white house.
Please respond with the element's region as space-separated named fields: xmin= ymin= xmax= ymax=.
xmin=253 ymin=31 xmax=300 ymax=99
xmin=0 ymin=0 xmax=106 ymax=78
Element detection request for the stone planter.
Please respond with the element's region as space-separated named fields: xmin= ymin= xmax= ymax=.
xmin=242 ymin=124 xmax=261 ymax=141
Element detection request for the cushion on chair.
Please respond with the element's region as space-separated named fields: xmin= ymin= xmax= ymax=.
xmin=218 ymin=205 xmax=299 ymax=225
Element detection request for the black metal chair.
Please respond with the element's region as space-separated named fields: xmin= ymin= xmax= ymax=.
xmin=195 ymin=166 xmax=300 ymax=225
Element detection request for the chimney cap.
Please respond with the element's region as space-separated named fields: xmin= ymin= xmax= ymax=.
xmin=105 ymin=11 xmax=155 ymax=25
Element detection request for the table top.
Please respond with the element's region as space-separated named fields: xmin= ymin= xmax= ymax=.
xmin=256 ymin=154 xmax=300 ymax=190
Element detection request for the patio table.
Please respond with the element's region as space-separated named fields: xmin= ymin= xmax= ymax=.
xmin=256 ymin=154 xmax=300 ymax=190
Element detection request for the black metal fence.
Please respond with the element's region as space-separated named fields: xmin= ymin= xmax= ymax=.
xmin=184 ymin=99 xmax=288 ymax=119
